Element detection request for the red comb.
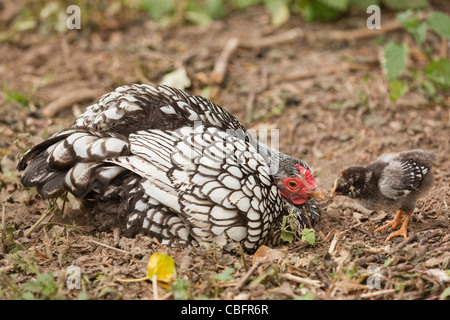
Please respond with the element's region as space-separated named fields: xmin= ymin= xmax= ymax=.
xmin=296 ymin=164 xmax=315 ymax=185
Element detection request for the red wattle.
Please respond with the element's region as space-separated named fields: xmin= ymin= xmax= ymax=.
xmin=292 ymin=197 xmax=307 ymax=205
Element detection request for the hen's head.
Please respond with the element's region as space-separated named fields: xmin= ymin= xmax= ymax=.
xmin=276 ymin=164 xmax=325 ymax=205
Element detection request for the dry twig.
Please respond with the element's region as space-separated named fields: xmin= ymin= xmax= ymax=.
xmin=25 ymin=207 xmax=55 ymax=238
xmin=323 ymin=19 xmax=403 ymax=41
xmin=328 ymin=231 xmax=340 ymax=255
xmin=360 ymin=289 xmax=396 ymax=299
xmin=315 ymin=270 xmax=331 ymax=288
xmin=210 ymin=37 xmax=240 ymax=84
xmin=279 ymin=273 xmax=321 ymax=288
xmin=239 ymin=18 xmax=405 ymax=49
xmin=42 ymin=89 xmax=102 ymax=118
xmin=240 ymin=28 xmax=305 ymax=48
xmin=87 ymin=239 xmax=130 ymax=255
xmin=395 ymin=231 xmax=418 ymax=250
xmin=274 ymin=63 xmax=372 ymax=83
xmin=236 ymin=261 xmax=261 ymax=289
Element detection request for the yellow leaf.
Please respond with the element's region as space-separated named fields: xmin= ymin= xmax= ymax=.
xmin=115 ymin=252 xmax=176 ymax=288
xmin=146 ymin=253 xmax=177 ymax=284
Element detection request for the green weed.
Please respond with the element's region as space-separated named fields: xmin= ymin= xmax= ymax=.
xmin=383 ymin=10 xmax=450 ymax=100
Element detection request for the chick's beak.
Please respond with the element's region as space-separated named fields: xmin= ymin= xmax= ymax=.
xmin=308 ymin=188 xmax=326 ymax=200
xmin=330 ymin=188 xmax=339 ymax=197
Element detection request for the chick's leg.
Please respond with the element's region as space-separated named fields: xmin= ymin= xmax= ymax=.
xmin=375 ymin=210 xmax=403 ymax=233
xmin=384 ymin=215 xmax=410 ymax=241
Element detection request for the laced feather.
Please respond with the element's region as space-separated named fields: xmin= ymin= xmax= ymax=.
xmin=17 ymin=84 xmax=321 ymax=252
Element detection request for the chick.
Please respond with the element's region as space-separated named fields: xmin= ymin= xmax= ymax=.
xmin=332 ymin=149 xmax=436 ymax=241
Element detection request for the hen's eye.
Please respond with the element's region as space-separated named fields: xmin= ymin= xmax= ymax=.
xmin=288 ymin=181 xmax=297 ymax=188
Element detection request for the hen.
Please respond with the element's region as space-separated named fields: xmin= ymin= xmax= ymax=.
xmin=17 ymin=84 xmax=324 ymax=252
xmin=331 ymin=149 xmax=435 ymax=241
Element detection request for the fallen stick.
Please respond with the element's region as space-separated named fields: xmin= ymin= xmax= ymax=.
xmin=274 ymin=63 xmax=372 ymax=83
xmin=236 ymin=261 xmax=261 ymax=289
xmin=315 ymin=270 xmax=331 ymax=288
xmin=87 ymin=239 xmax=130 ymax=255
xmin=25 ymin=207 xmax=55 ymax=238
xmin=360 ymin=289 xmax=396 ymax=299
xmin=239 ymin=16 xmax=425 ymax=49
xmin=323 ymin=19 xmax=403 ymax=41
xmin=395 ymin=231 xmax=418 ymax=250
xmin=42 ymin=88 xmax=102 ymax=118
xmin=328 ymin=231 xmax=340 ymax=255
xmin=279 ymin=273 xmax=321 ymax=287
xmin=210 ymin=37 xmax=240 ymax=84
xmin=240 ymin=28 xmax=304 ymax=48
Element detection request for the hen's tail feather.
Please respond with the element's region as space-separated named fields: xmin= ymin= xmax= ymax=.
xmin=18 ymin=129 xmax=130 ymax=200
xmin=17 ymin=130 xmax=76 ymax=171
xmin=19 ymin=153 xmax=66 ymax=199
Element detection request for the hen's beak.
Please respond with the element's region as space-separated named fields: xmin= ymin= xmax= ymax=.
xmin=308 ymin=188 xmax=326 ymax=200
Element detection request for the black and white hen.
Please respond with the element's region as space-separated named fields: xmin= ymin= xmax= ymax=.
xmin=17 ymin=84 xmax=324 ymax=252
xmin=332 ymin=149 xmax=435 ymax=241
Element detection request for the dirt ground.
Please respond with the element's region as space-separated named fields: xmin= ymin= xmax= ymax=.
xmin=0 ymin=3 xmax=449 ymax=300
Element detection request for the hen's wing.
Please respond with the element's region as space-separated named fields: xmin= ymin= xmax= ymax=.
xmin=73 ymin=84 xmax=246 ymax=134
xmin=107 ymin=124 xmax=283 ymax=251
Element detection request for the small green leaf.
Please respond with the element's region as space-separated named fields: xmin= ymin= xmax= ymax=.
xmin=318 ymin=0 xmax=349 ymax=12
xmin=397 ymin=11 xmax=427 ymax=45
xmin=294 ymin=291 xmax=314 ymax=300
xmin=301 ymin=228 xmax=316 ymax=245
xmin=420 ymin=79 xmax=436 ymax=97
xmin=412 ymin=22 xmax=427 ymax=45
xmin=139 ymin=0 xmax=175 ymax=21
xmin=77 ymin=291 xmax=88 ymax=300
xmin=384 ymin=41 xmax=408 ymax=81
xmin=250 ymin=267 xmax=277 ymax=285
xmin=184 ymin=10 xmax=213 ymax=25
xmin=350 ymin=0 xmax=379 ymax=10
xmin=172 ymin=277 xmax=191 ymax=300
xmin=18 ymin=271 xmax=65 ymax=300
xmin=397 ymin=10 xmax=416 ymax=27
xmin=389 ymin=79 xmax=409 ymax=101
xmin=382 ymin=0 xmax=429 ymax=10
xmin=232 ymin=0 xmax=260 ymax=9
xmin=216 ymin=268 xmax=234 ymax=282
xmin=206 ymin=0 xmax=227 ymax=19
xmin=264 ymin=0 xmax=290 ymax=27
xmin=425 ymin=59 xmax=450 ymax=89
xmin=281 ymin=215 xmax=294 ymax=243
xmin=281 ymin=230 xmax=294 ymax=243
xmin=22 ymin=292 xmax=35 ymax=300
xmin=427 ymin=12 xmax=450 ymax=39
xmin=298 ymin=0 xmax=342 ymax=21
